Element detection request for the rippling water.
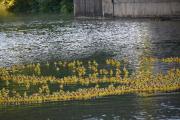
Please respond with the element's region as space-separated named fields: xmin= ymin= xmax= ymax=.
xmin=0 ymin=14 xmax=180 ymax=120
xmin=1 ymin=15 xmax=180 ymax=67
xmin=0 ymin=94 xmax=180 ymax=120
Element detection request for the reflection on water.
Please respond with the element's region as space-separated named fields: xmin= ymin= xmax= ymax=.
xmin=0 ymin=94 xmax=180 ymax=120
xmin=0 ymin=14 xmax=180 ymax=120
xmin=1 ymin=15 xmax=180 ymax=68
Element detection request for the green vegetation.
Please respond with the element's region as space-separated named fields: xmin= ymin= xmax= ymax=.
xmin=0 ymin=4 xmax=9 ymax=16
xmin=0 ymin=57 xmax=180 ymax=105
xmin=0 ymin=0 xmax=73 ymax=13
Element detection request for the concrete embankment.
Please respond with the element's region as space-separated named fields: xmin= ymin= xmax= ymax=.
xmin=74 ymin=0 xmax=180 ymax=18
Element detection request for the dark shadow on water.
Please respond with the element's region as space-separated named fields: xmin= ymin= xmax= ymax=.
xmin=0 ymin=93 xmax=180 ymax=120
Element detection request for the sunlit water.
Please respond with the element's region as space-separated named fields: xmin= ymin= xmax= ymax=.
xmin=0 ymin=14 xmax=180 ymax=120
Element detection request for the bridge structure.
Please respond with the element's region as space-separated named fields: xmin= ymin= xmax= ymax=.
xmin=74 ymin=0 xmax=180 ymax=18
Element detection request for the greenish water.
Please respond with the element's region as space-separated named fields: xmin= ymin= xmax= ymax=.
xmin=0 ymin=94 xmax=180 ymax=120
xmin=0 ymin=14 xmax=180 ymax=120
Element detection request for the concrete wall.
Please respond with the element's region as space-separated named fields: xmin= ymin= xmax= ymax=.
xmin=74 ymin=0 xmax=102 ymax=17
xmin=113 ymin=0 xmax=180 ymax=17
xmin=74 ymin=0 xmax=180 ymax=17
xmin=102 ymin=0 xmax=113 ymax=17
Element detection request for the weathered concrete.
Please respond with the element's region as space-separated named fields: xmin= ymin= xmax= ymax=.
xmin=113 ymin=0 xmax=180 ymax=17
xmin=102 ymin=0 xmax=113 ymax=17
xmin=74 ymin=0 xmax=180 ymax=18
xmin=74 ymin=0 xmax=102 ymax=17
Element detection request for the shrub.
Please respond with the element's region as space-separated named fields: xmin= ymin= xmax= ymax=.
xmin=1 ymin=0 xmax=73 ymax=13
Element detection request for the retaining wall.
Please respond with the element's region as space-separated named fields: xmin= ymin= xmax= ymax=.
xmin=74 ymin=0 xmax=180 ymax=17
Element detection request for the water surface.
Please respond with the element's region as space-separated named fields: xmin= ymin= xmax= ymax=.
xmin=0 ymin=14 xmax=180 ymax=120
xmin=0 ymin=94 xmax=180 ymax=120
xmin=0 ymin=15 xmax=180 ymax=67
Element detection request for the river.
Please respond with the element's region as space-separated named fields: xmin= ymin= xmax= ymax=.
xmin=0 ymin=14 xmax=180 ymax=120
